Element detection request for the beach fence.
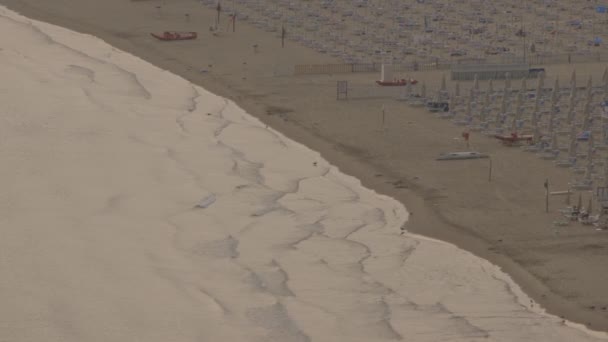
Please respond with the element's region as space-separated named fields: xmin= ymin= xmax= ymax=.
xmin=293 ymin=52 xmax=608 ymax=76
xmin=451 ymin=64 xmax=532 ymax=81
xmin=294 ymin=61 xmax=450 ymax=75
xmin=335 ymin=81 xmax=409 ymax=101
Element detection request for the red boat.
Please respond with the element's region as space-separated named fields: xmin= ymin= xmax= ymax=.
xmin=493 ymin=132 xmax=534 ymax=146
xmin=151 ymin=31 xmax=197 ymax=41
xmin=375 ymin=78 xmax=418 ymax=86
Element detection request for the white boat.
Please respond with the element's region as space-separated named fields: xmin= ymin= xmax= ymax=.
xmin=436 ymin=151 xmax=489 ymax=161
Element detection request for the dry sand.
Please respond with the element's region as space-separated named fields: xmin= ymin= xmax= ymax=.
xmin=1 ymin=0 xmax=608 ymax=333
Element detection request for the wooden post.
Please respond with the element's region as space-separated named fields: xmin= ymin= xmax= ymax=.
xmin=488 ymin=158 xmax=493 ymax=182
xmin=544 ymin=179 xmax=549 ymax=213
xmin=281 ymin=25 xmax=286 ymax=48
xmin=381 ymin=105 xmax=385 ymax=127
xmin=216 ymin=2 xmax=221 ymax=29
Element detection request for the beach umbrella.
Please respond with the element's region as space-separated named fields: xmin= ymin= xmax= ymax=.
xmin=550 ymin=77 xmax=560 ymax=109
xmin=511 ymin=92 xmax=523 ymax=132
xmin=584 ymin=156 xmax=594 ymax=183
xmin=586 ymin=75 xmax=593 ymax=99
xmin=421 ymin=82 xmax=426 ymax=98
xmin=535 ymin=76 xmax=543 ymax=96
xmin=567 ymin=94 xmax=576 ymax=124
xmin=582 ymin=97 xmax=593 ymax=131
xmin=565 ymin=190 xmax=571 ymax=205
xmin=455 ymin=82 xmax=460 ymax=97
xmin=488 ymin=79 xmax=494 ymax=94
xmin=533 ymin=124 xmax=542 ymax=144
xmin=521 ymin=77 xmax=527 ymax=92
xmin=466 ymin=95 xmax=472 ymax=118
xmin=588 ymin=131 xmax=595 ymax=159
xmin=603 ymin=67 xmax=608 ymax=83
xmin=495 ymin=104 xmax=503 ymax=128
xmin=539 ymin=70 xmax=546 ymax=87
xmin=406 ymin=80 xmax=412 ymax=97
xmin=548 ymin=106 xmax=556 ymax=135
xmin=587 ymin=196 xmax=593 ymax=215
xmin=505 ymin=72 xmax=511 ymax=89
xmin=577 ymin=193 xmax=583 ymax=211
xmin=440 ymin=74 xmax=446 ymax=92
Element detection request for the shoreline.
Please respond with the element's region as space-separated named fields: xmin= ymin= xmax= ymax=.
xmin=3 ymin=0 xmax=608 ymax=332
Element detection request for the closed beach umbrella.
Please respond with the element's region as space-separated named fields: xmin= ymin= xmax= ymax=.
xmin=441 ymin=74 xmax=446 ymax=92
xmin=505 ymin=72 xmax=511 ymax=89
xmin=473 ymin=74 xmax=479 ymax=92
xmin=570 ymin=69 xmax=577 ymax=88
xmin=567 ymin=93 xmax=576 ymax=123
xmin=455 ymin=82 xmax=460 ymax=97
xmin=551 ymin=77 xmax=559 ymax=108
xmin=421 ymin=82 xmax=426 ymax=98
xmin=449 ymin=94 xmax=455 ymax=114
xmin=488 ymin=79 xmax=494 ymax=94
xmin=481 ymin=91 xmax=490 ymax=121
xmin=605 ymin=157 xmax=608 ymax=186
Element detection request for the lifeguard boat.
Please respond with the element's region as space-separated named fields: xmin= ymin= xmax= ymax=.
xmin=151 ymin=31 xmax=198 ymax=41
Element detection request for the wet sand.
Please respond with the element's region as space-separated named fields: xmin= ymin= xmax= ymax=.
xmin=1 ymin=0 xmax=608 ymax=332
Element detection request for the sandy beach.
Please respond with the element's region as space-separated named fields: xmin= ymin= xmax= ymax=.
xmin=2 ymin=0 xmax=608 ymax=336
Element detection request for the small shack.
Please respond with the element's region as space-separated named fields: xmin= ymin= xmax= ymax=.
xmin=451 ymin=63 xmax=531 ymax=81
